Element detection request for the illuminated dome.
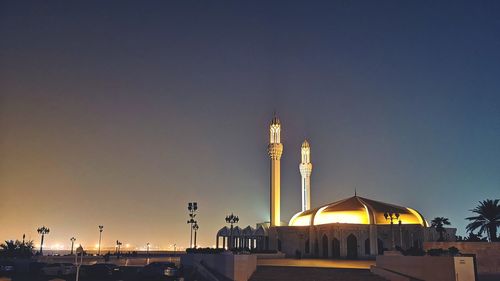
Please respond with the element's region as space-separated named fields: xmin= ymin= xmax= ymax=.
xmin=289 ymin=196 xmax=428 ymax=227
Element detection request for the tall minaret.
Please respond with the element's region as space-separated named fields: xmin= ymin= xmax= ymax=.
xmin=268 ymin=115 xmax=283 ymax=226
xmin=299 ymin=140 xmax=312 ymax=212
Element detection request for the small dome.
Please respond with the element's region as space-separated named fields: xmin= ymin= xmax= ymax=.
xmin=289 ymin=196 xmax=427 ymax=227
xmin=242 ymin=226 xmax=255 ymax=236
xmin=217 ymin=226 xmax=230 ymax=237
xmin=232 ymin=226 xmax=242 ymax=236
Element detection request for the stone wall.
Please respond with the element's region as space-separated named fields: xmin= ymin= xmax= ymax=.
xmin=424 ymin=242 xmax=500 ymax=274
xmin=181 ymin=252 xmax=257 ymax=281
xmin=373 ymin=255 xmax=474 ymax=281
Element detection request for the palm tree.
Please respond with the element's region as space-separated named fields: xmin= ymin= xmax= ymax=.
xmin=430 ymin=217 xmax=450 ymax=241
xmin=70 ymin=237 xmax=76 ymax=255
xmin=466 ymin=199 xmax=500 ymax=242
xmin=0 ymin=240 xmax=35 ymax=258
xmin=37 ymin=226 xmax=50 ymax=255
xmin=0 ymin=240 xmax=17 ymax=258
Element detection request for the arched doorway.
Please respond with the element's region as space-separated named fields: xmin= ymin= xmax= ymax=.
xmin=332 ymin=238 xmax=340 ymax=258
xmin=322 ymin=235 xmax=328 ymax=258
xmin=346 ymin=234 xmax=358 ymax=259
xmin=377 ymin=239 xmax=384 ymax=255
xmin=364 ymin=238 xmax=370 ymax=255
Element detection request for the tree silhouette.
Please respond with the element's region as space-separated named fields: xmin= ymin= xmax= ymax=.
xmin=466 ymin=199 xmax=500 ymax=242
xmin=430 ymin=217 xmax=450 ymax=241
xmin=37 ymin=226 xmax=50 ymax=255
xmin=0 ymin=240 xmax=34 ymax=258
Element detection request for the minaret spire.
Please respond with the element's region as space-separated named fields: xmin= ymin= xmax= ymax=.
xmin=268 ymin=115 xmax=283 ymax=226
xmin=299 ymin=139 xmax=313 ymax=212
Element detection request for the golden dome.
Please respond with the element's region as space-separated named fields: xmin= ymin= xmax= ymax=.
xmin=289 ymin=196 xmax=427 ymax=227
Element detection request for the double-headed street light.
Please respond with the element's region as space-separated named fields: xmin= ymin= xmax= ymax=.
xmin=225 ymin=213 xmax=239 ymax=249
xmin=187 ymin=202 xmax=198 ymax=248
xmin=384 ymin=212 xmax=400 ymax=250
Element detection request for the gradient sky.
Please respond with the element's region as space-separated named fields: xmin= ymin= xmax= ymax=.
xmin=1 ymin=1 xmax=499 ymax=250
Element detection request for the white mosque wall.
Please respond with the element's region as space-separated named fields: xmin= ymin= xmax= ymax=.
xmin=271 ymin=224 xmax=456 ymax=259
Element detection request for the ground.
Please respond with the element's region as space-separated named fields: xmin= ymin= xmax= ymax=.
xmin=256 ymin=258 xmax=374 ymax=269
xmin=249 ymin=266 xmax=386 ymax=281
xmin=251 ymin=259 xmax=384 ymax=281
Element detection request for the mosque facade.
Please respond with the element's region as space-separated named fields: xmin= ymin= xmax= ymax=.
xmin=216 ymin=116 xmax=456 ymax=258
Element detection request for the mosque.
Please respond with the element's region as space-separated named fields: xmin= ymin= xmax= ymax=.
xmin=216 ymin=116 xmax=456 ymax=258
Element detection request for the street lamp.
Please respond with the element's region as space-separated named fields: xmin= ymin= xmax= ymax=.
xmin=37 ymin=226 xmax=50 ymax=255
xmin=116 ymin=240 xmax=122 ymax=258
xmin=70 ymin=237 xmax=76 ymax=255
xmin=384 ymin=212 xmax=400 ymax=250
xmin=75 ymin=245 xmax=84 ymax=281
xmin=193 ymin=222 xmax=199 ymax=248
xmin=225 ymin=213 xmax=239 ymax=249
xmin=398 ymin=219 xmax=403 ymax=248
xmin=187 ymin=202 xmax=198 ymax=248
xmin=98 ymin=225 xmax=104 ymax=255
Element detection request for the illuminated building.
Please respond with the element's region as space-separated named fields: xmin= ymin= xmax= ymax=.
xmin=215 ymin=116 xmax=456 ymax=258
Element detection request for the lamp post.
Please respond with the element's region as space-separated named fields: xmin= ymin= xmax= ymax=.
xmin=187 ymin=202 xmax=198 ymax=248
xmin=98 ymin=225 xmax=104 ymax=255
xmin=116 ymin=240 xmax=122 ymax=258
xmin=37 ymin=226 xmax=50 ymax=256
xmin=146 ymin=242 xmax=150 ymax=257
xmin=70 ymin=237 xmax=76 ymax=255
xmin=384 ymin=212 xmax=400 ymax=250
xmin=193 ymin=222 xmax=199 ymax=248
xmin=75 ymin=245 xmax=84 ymax=281
xmin=225 ymin=213 xmax=239 ymax=249
xmin=399 ymin=219 xmax=403 ymax=248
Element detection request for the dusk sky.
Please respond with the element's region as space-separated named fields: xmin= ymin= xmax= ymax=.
xmin=1 ymin=1 xmax=499 ymax=250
